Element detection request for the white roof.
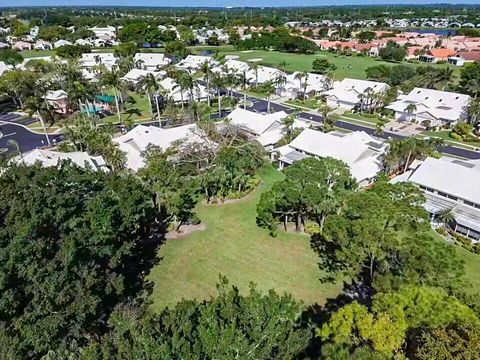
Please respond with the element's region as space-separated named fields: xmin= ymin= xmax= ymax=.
xmin=114 ymin=124 xmax=209 ymax=171
xmin=45 ymin=90 xmax=68 ymax=100
xmin=407 ymin=157 xmax=480 ymax=205
xmin=176 ymin=55 xmax=218 ymax=71
xmin=220 ymin=59 xmax=251 ymax=74
xmin=121 ymin=68 xmax=163 ymax=82
xmin=81 ymin=53 xmax=118 ymax=68
xmin=247 ymin=65 xmax=284 ymax=84
xmin=325 ymin=78 xmax=389 ymax=104
xmin=159 ymin=77 xmax=208 ymax=102
xmin=287 ymin=128 xmax=386 ymax=182
xmin=17 ymin=149 xmax=106 ymax=170
xmin=386 ymin=88 xmax=471 ymax=122
xmin=227 ymin=108 xmax=288 ymax=136
xmin=54 ymin=39 xmax=72 ymax=47
xmin=134 ymin=53 xmax=171 ymax=67
xmin=284 ymin=72 xmax=330 ymax=93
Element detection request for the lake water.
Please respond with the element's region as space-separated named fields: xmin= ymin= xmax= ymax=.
xmin=403 ymin=28 xmax=458 ymax=36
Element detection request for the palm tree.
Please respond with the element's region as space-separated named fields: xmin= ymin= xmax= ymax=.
xmin=99 ymin=69 xmax=123 ymax=123
xmin=262 ymin=81 xmax=276 ymax=114
xmin=282 ymin=114 xmax=296 ymax=142
xmin=7 ymin=139 xmax=22 ymax=158
xmin=176 ymin=72 xmax=200 ymax=121
xmin=210 ymin=73 xmax=225 ymax=117
xmin=238 ymin=70 xmax=249 ymax=110
xmin=405 ymin=103 xmax=417 ymax=122
xmin=25 ymin=95 xmax=51 ymax=146
xmin=318 ymin=104 xmax=333 ymax=120
xmin=466 ymin=78 xmax=480 ymax=99
xmin=294 ymin=72 xmax=305 ymax=100
xmin=435 ymin=208 xmax=455 ymax=228
xmin=301 ymin=72 xmax=309 ymax=101
xmin=198 ymin=61 xmax=214 ymax=107
xmin=137 ymin=73 xmax=159 ymax=120
xmin=250 ymin=62 xmax=259 ymax=88
xmin=467 ymin=99 xmax=480 ymax=126
xmin=434 ymin=67 xmax=455 ymax=91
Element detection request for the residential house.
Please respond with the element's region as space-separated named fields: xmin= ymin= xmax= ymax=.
xmin=75 ymin=38 xmax=93 ymax=46
xmin=448 ymin=51 xmax=480 ymax=66
xmin=247 ymin=65 xmax=284 ymax=86
xmin=80 ymin=53 xmax=118 ymax=80
xmin=89 ymin=26 xmax=116 ymax=41
xmin=277 ymin=72 xmax=331 ymax=99
xmin=114 ymin=124 xmax=211 ymax=171
xmin=392 ymin=157 xmax=480 ymax=241
xmin=0 ymin=61 xmax=8 ymax=76
xmin=45 ymin=90 xmax=69 ymax=114
xmin=324 ymin=78 xmax=389 ymax=111
xmin=176 ymin=55 xmax=219 ymax=72
xmin=121 ymin=68 xmax=164 ymax=85
xmin=386 ymin=88 xmax=471 ymax=127
xmin=15 ymin=149 xmax=107 ymax=171
xmin=53 ymin=39 xmax=72 ymax=48
xmin=133 ymin=53 xmax=171 ymax=70
xmin=12 ymin=41 xmax=32 ymax=51
xmin=159 ymin=77 xmax=208 ymax=103
xmin=0 ymin=42 xmax=8 ymax=49
xmin=226 ymin=108 xmax=305 ymax=149
xmin=34 ymin=40 xmax=53 ymax=50
xmin=419 ymin=48 xmax=456 ymax=63
xmin=274 ymin=128 xmax=387 ymax=186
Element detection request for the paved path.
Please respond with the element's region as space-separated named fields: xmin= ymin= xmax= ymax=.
xmin=228 ymin=91 xmax=480 ymax=160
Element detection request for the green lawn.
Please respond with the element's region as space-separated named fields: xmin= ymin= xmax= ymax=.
xmin=101 ymin=92 xmax=152 ymax=124
xmin=218 ymin=50 xmax=459 ymax=80
xmin=457 ymin=245 xmax=480 ymax=293
xmin=147 ymin=165 xmax=343 ymax=311
xmin=421 ymin=130 xmax=480 ymax=149
xmin=341 ymin=112 xmax=387 ymax=125
xmin=285 ymin=98 xmax=321 ymax=110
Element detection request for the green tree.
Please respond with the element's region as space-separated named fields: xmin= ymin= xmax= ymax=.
xmin=378 ymin=42 xmax=407 ymax=62
xmin=384 ymin=137 xmax=443 ymax=174
xmin=0 ymin=164 xmax=157 ymax=358
xmin=66 ymin=277 xmax=310 ymax=359
xmin=0 ymin=49 xmax=24 ymax=67
xmin=164 ymin=40 xmax=190 ymax=59
xmin=114 ymin=42 xmax=138 ymax=58
xmin=312 ymin=58 xmax=337 ymax=75
xmin=313 ymin=182 xmax=464 ymax=289
xmin=460 ymin=61 xmax=480 ymax=97
xmin=257 ymin=157 xmax=355 ymax=234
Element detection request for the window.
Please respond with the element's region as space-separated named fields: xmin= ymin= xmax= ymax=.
xmin=465 ymin=200 xmax=475 ymax=207
xmin=438 ymin=191 xmax=448 ymax=197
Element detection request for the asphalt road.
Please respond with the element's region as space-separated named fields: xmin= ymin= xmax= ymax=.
xmin=0 ymin=122 xmax=62 ymax=155
xmin=229 ymin=91 xmax=480 ymax=160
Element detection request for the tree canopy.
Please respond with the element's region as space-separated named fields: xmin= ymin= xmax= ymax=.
xmin=0 ymin=164 xmax=158 ymax=358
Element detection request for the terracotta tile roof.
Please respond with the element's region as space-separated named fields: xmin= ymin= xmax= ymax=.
xmin=428 ymin=48 xmax=456 ymax=58
xmin=456 ymin=51 xmax=480 ymax=61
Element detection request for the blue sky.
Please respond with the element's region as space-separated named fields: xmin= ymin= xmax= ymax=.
xmin=1 ymin=0 xmax=479 ymax=7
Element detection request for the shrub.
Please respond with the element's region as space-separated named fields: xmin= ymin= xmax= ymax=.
xmin=305 ymin=222 xmax=321 ymax=235
xmin=449 ymin=132 xmax=463 ymax=141
xmin=436 ymin=227 xmax=448 ymax=236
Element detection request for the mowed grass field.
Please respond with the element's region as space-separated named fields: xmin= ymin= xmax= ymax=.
xmin=147 ymin=165 xmax=344 ymax=311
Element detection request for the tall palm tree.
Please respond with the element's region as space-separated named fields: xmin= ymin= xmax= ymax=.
xmin=262 ymin=81 xmax=276 ymax=114
xmin=99 ymin=69 xmax=123 ymax=123
xmin=175 ymin=72 xmax=200 ymax=121
xmin=467 ymin=99 xmax=480 ymax=126
xmin=405 ymin=103 xmax=417 ymax=122
xmin=435 ymin=67 xmax=455 ymax=91
xmin=211 ymin=73 xmax=225 ymax=117
xmin=282 ymin=114 xmax=296 ymax=142
xmin=7 ymin=139 xmax=22 ymax=158
xmin=301 ymin=72 xmax=309 ymax=101
xmin=198 ymin=61 xmax=214 ymax=107
xmin=435 ymin=208 xmax=455 ymax=228
xmin=238 ymin=70 xmax=250 ymax=110
xmin=137 ymin=73 xmax=159 ymax=120
xmin=25 ymin=95 xmax=51 ymax=146
xmin=250 ymin=62 xmax=259 ymax=88
xmin=294 ymin=72 xmax=305 ymax=100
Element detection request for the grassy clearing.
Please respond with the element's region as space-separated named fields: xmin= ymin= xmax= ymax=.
xmin=341 ymin=112 xmax=387 ymax=125
xmin=101 ymin=92 xmax=152 ymax=124
xmin=147 ymin=165 xmax=343 ymax=312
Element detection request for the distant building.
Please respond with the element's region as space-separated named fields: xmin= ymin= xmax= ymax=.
xmin=133 ymin=53 xmax=171 ymax=70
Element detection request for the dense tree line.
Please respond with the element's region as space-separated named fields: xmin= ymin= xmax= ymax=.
xmin=236 ymin=30 xmax=318 ymax=54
